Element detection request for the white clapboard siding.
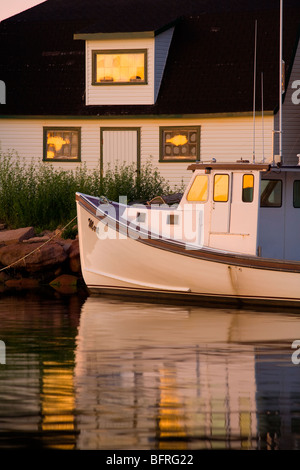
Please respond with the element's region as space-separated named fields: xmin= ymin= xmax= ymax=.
xmin=86 ymin=38 xmax=155 ymax=105
xmin=0 ymin=115 xmax=274 ymax=189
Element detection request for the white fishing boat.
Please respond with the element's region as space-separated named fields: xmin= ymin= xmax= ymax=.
xmin=76 ymin=0 xmax=300 ymax=307
xmin=76 ymin=161 xmax=300 ymax=307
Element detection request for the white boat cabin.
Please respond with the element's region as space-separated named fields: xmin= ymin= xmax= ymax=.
xmin=177 ymin=162 xmax=300 ymax=261
xmin=121 ymin=161 xmax=300 ymax=261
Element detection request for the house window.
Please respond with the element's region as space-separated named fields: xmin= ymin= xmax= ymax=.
xmin=44 ymin=128 xmax=81 ymax=162
xmin=160 ymin=127 xmax=200 ymax=162
xmin=260 ymin=179 xmax=282 ymax=207
xmin=93 ymin=50 xmax=147 ymax=85
xmin=213 ymin=174 xmax=229 ymax=202
xmin=242 ymin=174 xmax=254 ymax=203
xmin=187 ymin=175 xmax=208 ymax=202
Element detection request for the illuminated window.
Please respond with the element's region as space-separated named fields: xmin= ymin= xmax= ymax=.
xmin=160 ymin=127 xmax=200 ymax=162
xmin=43 ymin=128 xmax=81 ymax=162
xmin=242 ymin=174 xmax=254 ymax=202
xmin=213 ymin=174 xmax=229 ymax=202
xmin=187 ymin=175 xmax=208 ymax=202
xmin=93 ymin=50 xmax=147 ymax=84
xmin=260 ymin=179 xmax=282 ymax=207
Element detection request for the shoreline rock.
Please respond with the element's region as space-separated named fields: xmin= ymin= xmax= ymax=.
xmin=0 ymin=226 xmax=35 ymax=246
xmin=0 ymin=226 xmax=83 ymax=294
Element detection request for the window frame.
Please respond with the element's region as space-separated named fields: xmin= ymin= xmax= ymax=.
xmin=242 ymin=174 xmax=254 ymax=203
xmin=43 ymin=127 xmax=81 ymax=163
xmin=92 ymin=49 xmax=148 ymax=86
xmin=159 ymin=126 xmax=201 ymax=163
xmin=293 ymin=180 xmax=300 ymax=208
xmin=187 ymin=175 xmax=208 ymax=202
xmin=213 ymin=173 xmax=230 ymax=203
xmin=260 ymin=179 xmax=282 ymax=208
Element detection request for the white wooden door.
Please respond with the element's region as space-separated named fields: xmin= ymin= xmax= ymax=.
xmin=101 ymin=128 xmax=140 ymax=173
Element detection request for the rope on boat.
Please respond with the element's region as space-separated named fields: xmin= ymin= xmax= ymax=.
xmin=0 ymin=216 xmax=78 ymax=272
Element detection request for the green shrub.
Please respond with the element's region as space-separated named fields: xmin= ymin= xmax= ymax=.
xmin=102 ymin=161 xmax=171 ymax=202
xmin=0 ymin=151 xmax=174 ymax=231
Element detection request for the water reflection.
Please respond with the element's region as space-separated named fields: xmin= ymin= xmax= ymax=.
xmin=75 ymin=298 xmax=300 ymax=450
xmin=0 ymin=293 xmax=300 ymax=449
xmin=0 ymin=291 xmax=82 ymax=449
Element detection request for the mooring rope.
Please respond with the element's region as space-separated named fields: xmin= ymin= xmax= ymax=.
xmin=0 ymin=216 xmax=78 ymax=272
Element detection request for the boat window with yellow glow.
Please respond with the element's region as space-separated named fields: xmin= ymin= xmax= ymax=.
xmin=43 ymin=128 xmax=81 ymax=162
xmin=213 ymin=174 xmax=229 ymax=202
xmin=242 ymin=174 xmax=254 ymax=203
xmin=93 ymin=50 xmax=147 ymax=84
xmin=187 ymin=175 xmax=208 ymax=202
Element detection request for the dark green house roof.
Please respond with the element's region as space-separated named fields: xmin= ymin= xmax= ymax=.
xmin=0 ymin=0 xmax=299 ymax=117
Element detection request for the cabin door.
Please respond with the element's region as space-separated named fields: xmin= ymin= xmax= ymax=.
xmin=100 ymin=128 xmax=140 ymax=176
xmin=210 ymin=172 xmax=232 ymax=233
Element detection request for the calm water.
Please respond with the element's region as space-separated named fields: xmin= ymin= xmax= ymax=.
xmin=1 ymin=290 xmax=300 ymax=450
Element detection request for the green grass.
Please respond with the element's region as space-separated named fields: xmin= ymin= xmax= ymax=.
xmin=0 ymin=151 xmax=175 ymax=233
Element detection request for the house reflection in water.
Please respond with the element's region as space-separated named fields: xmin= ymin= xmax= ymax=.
xmin=0 ymin=293 xmax=82 ymax=450
xmin=41 ymin=362 xmax=76 ymax=449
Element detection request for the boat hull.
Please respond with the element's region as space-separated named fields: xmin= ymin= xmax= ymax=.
xmin=76 ymin=194 xmax=300 ymax=308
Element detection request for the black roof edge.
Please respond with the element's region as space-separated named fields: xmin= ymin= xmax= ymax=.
xmin=74 ymin=17 xmax=180 ymax=39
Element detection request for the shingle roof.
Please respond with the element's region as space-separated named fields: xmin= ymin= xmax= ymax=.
xmin=0 ymin=0 xmax=299 ymax=116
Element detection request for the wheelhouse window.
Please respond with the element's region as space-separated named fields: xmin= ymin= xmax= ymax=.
xmin=92 ymin=50 xmax=147 ymax=85
xmin=260 ymin=179 xmax=282 ymax=207
xmin=44 ymin=128 xmax=81 ymax=162
xmin=293 ymin=181 xmax=300 ymax=207
xmin=213 ymin=174 xmax=229 ymax=202
xmin=187 ymin=175 xmax=208 ymax=202
xmin=160 ymin=127 xmax=200 ymax=162
xmin=242 ymin=174 xmax=254 ymax=203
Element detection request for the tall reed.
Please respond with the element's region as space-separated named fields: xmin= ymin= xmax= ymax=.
xmin=0 ymin=151 xmax=172 ymax=231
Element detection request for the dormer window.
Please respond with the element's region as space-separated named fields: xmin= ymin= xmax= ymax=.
xmin=77 ymin=27 xmax=174 ymax=105
xmin=92 ymin=49 xmax=147 ymax=85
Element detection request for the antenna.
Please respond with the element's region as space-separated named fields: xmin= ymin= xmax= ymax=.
xmin=279 ymin=0 xmax=283 ymax=163
xmin=261 ymin=72 xmax=265 ymax=162
xmin=252 ymin=20 xmax=258 ymax=163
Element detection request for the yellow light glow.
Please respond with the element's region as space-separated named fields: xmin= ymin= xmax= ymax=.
xmin=47 ymin=150 xmax=55 ymax=159
xmin=41 ymin=362 xmax=75 ymax=449
xmin=214 ymin=174 xmax=229 ymax=202
xmin=166 ymin=135 xmax=188 ymax=146
xmin=47 ymin=136 xmax=70 ymax=152
xmin=158 ymin=369 xmax=187 ymax=450
xmin=97 ymin=52 xmax=145 ymax=83
xmin=187 ymin=175 xmax=208 ymax=201
xmin=243 ymin=174 xmax=254 ymax=189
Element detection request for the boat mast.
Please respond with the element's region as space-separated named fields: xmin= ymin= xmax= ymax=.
xmin=279 ymin=0 xmax=283 ymax=163
xmin=261 ymin=72 xmax=265 ymax=162
xmin=252 ymin=19 xmax=257 ymax=163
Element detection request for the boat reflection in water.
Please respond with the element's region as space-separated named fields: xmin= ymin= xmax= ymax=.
xmin=74 ymin=297 xmax=300 ymax=450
